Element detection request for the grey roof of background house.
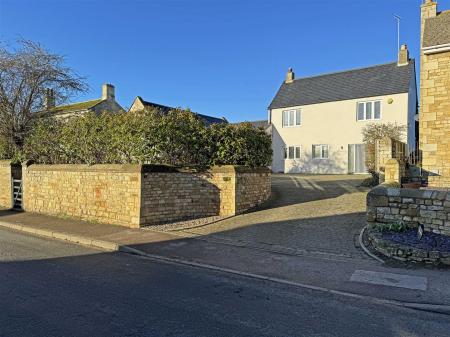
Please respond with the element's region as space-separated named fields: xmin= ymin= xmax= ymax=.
xmin=235 ymin=120 xmax=269 ymax=129
xmin=423 ymin=10 xmax=450 ymax=48
xmin=268 ymin=61 xmax=415 ymax=110
xmin=139 ymin=98 xmax=227 ymax=125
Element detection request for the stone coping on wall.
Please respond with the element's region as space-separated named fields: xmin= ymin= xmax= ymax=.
xmin=369 ymin=184 xmax=449 ymax=200
xmin=23 ymin=163 xmax=271 ymax=174
xmin=25 ymin=164 xmax=142 ymax=173
xmin=367 ymin=229 xmax=450 ymax=265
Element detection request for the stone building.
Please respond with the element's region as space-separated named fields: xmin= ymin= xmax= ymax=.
xmin=39 ymin=84 xmax=124 ymax=118
xmin=128 ymin=96 xmax=227 ymax=126
xmin=420 ymin=0 xmax=450 ymax=187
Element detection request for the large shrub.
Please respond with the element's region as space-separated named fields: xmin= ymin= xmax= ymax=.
xmin=210 ymin=122 xmax=272 ymax=167
xmin=22 ymin=110 xmax=272 ymax=169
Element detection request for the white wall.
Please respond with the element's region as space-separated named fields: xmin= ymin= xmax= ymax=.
xmin=270 ymin=92 xmax=411 ymax=174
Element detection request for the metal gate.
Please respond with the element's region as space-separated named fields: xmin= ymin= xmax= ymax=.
xmin=11 ymin=165 xmax=23 ymax=210
xmin=12 ymin=179 xmax=23 ymax=210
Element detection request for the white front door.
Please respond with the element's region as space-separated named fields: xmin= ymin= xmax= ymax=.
xmin=348 ymin=144 xmax=367 ymax=174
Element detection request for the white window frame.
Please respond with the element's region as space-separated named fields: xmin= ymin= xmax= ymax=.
xmin=356 ymin=100 xmax=381 ymax=121
xmin=284 ymin=145 xmax=301 ymax=160
xmin=282 ymin=109 xmax=301 ymax=127
xmin=312 ymin=144 xmax=329 ymax=159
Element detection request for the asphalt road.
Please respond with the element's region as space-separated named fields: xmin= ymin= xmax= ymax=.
xmin=0 ymin=228 xmax=449 ymax=337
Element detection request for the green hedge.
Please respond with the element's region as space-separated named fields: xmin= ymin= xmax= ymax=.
xmin=14 ymin=109 xmax=272 ymax=169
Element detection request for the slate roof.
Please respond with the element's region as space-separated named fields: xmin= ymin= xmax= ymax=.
xmin=38 ymin=99 xmax=103 ymax=116
xmin=423 ymin=10 xmax=450 ymax=48
xmin=268 ymin=61 xmax=415 ymax=110
xmin=138 ymin=97 xmax=227 ymax=125
xmin=234 ymin=120 xmax=269 ymax=130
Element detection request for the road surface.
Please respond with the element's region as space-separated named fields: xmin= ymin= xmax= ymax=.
xmin=0 ymin=228 xmax=448 ymax=337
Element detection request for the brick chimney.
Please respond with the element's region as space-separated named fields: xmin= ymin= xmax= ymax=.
xmin=398 ymin=44 xmax=409 ymax=66
xmin=285 ymin=68 xmax=295 ymax=84
xmin=44 ymin=88 xmax=55 ymax=110
xmin=102 ymin=83 xmax=115 ymax=101
xmin=421 ymin=0 xmax=437 ymax=47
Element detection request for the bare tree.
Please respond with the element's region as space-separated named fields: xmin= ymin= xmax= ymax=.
xmin=0 ymin=39 xmax=87 ymax=154
xmin=362 ymin=122 xmax=407 ymax=175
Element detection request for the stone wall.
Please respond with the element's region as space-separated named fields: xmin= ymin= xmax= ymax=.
xmin=375 ymin=137 xmax=407 ymax=183
xmin=140 ymin=166 xmax=271 ymax=225
xmin=21 ymin=164 xmax=271 ymax=227
xmin=420 ymin=2 xmax=450 ymax=188
xmin=140 ymin=171 xmax=220 ymax=225
xmin=384 ymin=159 xmax=401 ymax=185
xmin=0 ymin=161 xmax=12 ymax=208
xmin=420 ymin=50 xmax=450 ymax=188
xmin=23 ymin=165 xmax=142 ymax=227
xmin=367 ymin=185 xmax=450 ymax=236
xmin=235 ymin=167 xmax=271 ymax=214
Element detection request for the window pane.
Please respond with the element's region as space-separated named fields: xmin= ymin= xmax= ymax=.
xmin=288 ymin=146 xmax=294 ymax=159
xmin=322 ymin=145 xmax=329 ymax=159
xmin=374 ymin=101 xmax=381 ymax=119
xmin=295 ymin=146 xmax=301 ymax=159
xmin=313 ymin=145 xmax=321 ymax=159
xmin=357 ymin=103 xmax=365 ymax=120
xmin=284 ymin=147 xmax=287 ymax=159
xmin=366 ymin=102 xmax=372 ymax=120
xmin=282 ymin=111 xmax=288 ymax=127
xmin=289 ymin=111 xmax=294 ymax=126
xmin=295 ymin=110 xmax=301 ymax=126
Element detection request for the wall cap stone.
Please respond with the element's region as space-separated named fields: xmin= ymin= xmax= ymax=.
xmin=26 ymin=164 xmax=142 ymax=173
xmin=369 ymin=185 xmax=450 ymax=200
xmin=24 ymin=163 xmax=271 ymax=175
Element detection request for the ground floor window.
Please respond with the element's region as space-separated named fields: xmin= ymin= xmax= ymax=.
xmin=312 ymin=144 xmax=329 ymax=159
xmin=284 ymin=146 xmax=301 ymax=159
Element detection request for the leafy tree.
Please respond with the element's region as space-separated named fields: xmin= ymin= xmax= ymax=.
xmin=0 ymin=39 xmax=87 ymax=157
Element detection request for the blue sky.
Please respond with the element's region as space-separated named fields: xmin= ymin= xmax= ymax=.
xmin=1 ymin=0 xmax=449 ymax=122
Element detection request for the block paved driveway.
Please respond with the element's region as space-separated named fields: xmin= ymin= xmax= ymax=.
xmin=174 ymin=174 xmax=371 ymax=260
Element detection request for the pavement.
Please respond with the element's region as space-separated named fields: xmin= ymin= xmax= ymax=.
xmin=1 ymin=174 xmax=449 ymax=311
xmin=1 ymin=228 xmax=449 ymax=337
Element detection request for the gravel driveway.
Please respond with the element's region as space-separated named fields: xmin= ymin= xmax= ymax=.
xmin=171 ymin=174 xmax=371 ymax=259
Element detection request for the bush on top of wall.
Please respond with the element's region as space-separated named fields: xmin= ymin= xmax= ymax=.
xmin=13 ymin=109 xmax=272 ymax=169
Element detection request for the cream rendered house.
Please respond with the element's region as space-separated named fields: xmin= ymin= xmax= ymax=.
xmin=269 ymin=47 xmax=417 ymax=174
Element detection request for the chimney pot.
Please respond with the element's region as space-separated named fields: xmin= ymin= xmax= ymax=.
xmin=285 ymin=68 xmax=295 ymax=83
xmin=102 ymin=83 xmax=115 ymax=101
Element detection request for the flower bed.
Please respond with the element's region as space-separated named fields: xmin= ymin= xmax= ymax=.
xmin=367 ymin=228 xmax=450 ymax=266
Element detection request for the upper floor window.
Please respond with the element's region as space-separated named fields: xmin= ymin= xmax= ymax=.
xmin=312 ymin=144 xmax=329 ymax=159
xmin=357 ymin=101 xmax=381 ymax=121
xmin=284 ymin=146 xmax=301 ymax=159
xmin=282 ymin=109 xmax=301 ymax=127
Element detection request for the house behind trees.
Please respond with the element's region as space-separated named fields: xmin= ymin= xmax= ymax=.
xmin=39 ymin=84 xmax=124 ymax=118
